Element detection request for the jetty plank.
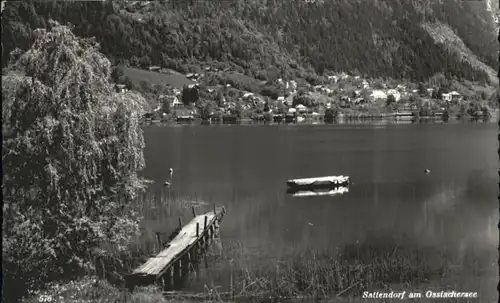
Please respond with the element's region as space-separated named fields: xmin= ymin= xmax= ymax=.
xmin=132 ymin=212 xmax=218 ymax=277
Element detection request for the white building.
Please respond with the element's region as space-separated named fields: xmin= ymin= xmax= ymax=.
xmin=173 ymin=88 xmax=182 ymax=96
xmin=160 ymin=95 xmax=182 ymax=107
xmin=370 ymin=90 xmax=388 ymax=100
xmin=295 ymin=104 xmax=308 ymax=113
xmin=242 ymin=92 xmax=254 ymax=99
xmin=442 ymin=93 xmax=452 ymax=102
xmin=361 ymin=80 xmax=370 ymax=89
xmin=327 ymin=75 xmax=339 ymax=83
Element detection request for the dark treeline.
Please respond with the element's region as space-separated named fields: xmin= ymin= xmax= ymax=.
xmin=1 ymin=0 xmax=497 ymax=84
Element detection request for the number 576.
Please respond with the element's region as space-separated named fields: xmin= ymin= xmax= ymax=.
xmin=38 ymin=295 xmax=53 ymax=302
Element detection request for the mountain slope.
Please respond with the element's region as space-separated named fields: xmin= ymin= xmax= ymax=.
xmin=1 ymin=0 xmax=497 ymax=84
xmin=421 ymin=21 xmax=498 ymax=85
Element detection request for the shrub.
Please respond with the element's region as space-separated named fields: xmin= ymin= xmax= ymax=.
xmin=324 ymin=108 xmax=337 ymax=123
xmin=386 ymin=94 xmax=396 ymax=107
xmin=261 ymin=85 xmax=281 ymax=99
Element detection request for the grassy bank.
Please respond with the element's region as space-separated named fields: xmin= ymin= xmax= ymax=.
xmin=23 ymin=240 xmax=493 ymax=303
xmin=20 ymin=188 xmax=495 ymax=303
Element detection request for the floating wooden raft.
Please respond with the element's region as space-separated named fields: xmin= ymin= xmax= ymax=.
xmin=286 ymin=175 xmax=350 ymax=190
xmin=289 ymin=186 xmax=349 ymax=197
xmin=125 ymin=206 xmax=226 ymax=290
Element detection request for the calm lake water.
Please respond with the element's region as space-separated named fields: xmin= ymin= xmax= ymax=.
xmin=141 ymin=122 xmax=498 ymax=298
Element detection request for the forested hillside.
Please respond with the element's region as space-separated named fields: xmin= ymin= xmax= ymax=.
xmin=1 ymin=0 xmax=498 ymax=84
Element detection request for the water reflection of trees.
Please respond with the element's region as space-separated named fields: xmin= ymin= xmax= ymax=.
xmin=411 ymin=170 xmax=496 ymax=275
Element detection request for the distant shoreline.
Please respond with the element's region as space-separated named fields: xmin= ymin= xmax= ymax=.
xmin=140 ymin=115 xmax=496 ymax=127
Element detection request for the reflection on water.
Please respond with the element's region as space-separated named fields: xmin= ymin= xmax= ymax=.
xmin=288 ymin=186 xmax=349 ymax=198
xmin=141 ymin=122 xmax=497 ymax=296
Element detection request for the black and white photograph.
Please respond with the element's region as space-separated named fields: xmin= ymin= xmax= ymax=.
xmin=2 ymin=0 xmax=499 ymax=302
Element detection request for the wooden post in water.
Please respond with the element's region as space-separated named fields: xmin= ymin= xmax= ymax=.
xmin=178 ymin=217 xmax=183 ymax=230
xmin=170 ymin=266 xmax=175 ymax=289
xmin=201 ymin=216 xmax=207 ymax=250
xmin=173 ymin=260 xmax=182 ymax=288
xmin=213 ymin=204 xmax=216 ymax=215
xmin=166 ymin=268 xmax=173 ymax=290
xmin=196 ymin=222 xmax=199 ymax=238
xmin=155 ymin=232 xmax=162 ymax=252
xmin=160 ymin=274 xmax=169 ymax=291
xmin=186 ymin=251 xmax=191 ymax=273
xmin=195 ymin=242 xmax=200 ymax=280
xmin=192 ymin=206 xmax=196 ymax=218
xmin=181 ymin=253 xmax=189 ymax=284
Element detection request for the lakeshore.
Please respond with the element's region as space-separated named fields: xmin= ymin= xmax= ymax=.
xmin=23 ymin=122 xmax=497 ymax=303
xmin=141 ymin=114 xmax=496 ymax=127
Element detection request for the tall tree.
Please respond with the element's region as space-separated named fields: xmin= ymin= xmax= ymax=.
xmin=2 ymin=21 xmax=150 ymax=301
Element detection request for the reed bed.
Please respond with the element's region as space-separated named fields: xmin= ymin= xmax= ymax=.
xmin=33 ymin=185 xmax=495 ymax=303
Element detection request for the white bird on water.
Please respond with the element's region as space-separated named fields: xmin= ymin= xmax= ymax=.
xmin=164 ymin=168 xmax=174 ymax=187
xmin=424 ymin=169 xmax=431 ymax=174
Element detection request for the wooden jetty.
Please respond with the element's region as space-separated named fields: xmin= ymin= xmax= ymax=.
xmin=286 ymin=175 xmax=350 ymax=190
xmin=125 ymin=206 xmax=226 ymax=291
xmin=288 ymin=186 xmax=349 ymax=197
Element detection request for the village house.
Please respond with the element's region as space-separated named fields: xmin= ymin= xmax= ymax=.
xmin=173 ymin=88 xmax=182 ymax=96
xmin=220 ymin=96 xmax=227 ymax=106
xmin=148 ymin=66 xmax=160 ymax=72
xmin=370 ymin=90 xmax=388 ymax=100
xmin=327 ymin=75 xmax=339 ymax=83
xmin=427 ymin=88 xmax=435 ymax=97
xmin=360 ymin=80 xmax=370 ymax=89
xmin=173 ymin=107 xmax=195 ymax=121
xmin=252 ymin=97 xmax=266 ymax=107
xmin=340 ymin=95 xmax=351 ymax=103
xmin=450 ymin=91 xmax=462 ymax=102
xmin=441 ymin=92 xmax=451 ymax=102
xmin=295 ymin=104 xmax=308 ymax=113
xmin=442 ymin=91 xmax=462 ymax=103
xmin=323 ymin=87 xmax=333 ymax=94
xmin=352 ymin=90 xmax=362 ymax=98
xmin=160 ymin=95 xmax=182 ymax=107
xmin=242 ymin=92 xmax=254 ymax=100
xmin=396 ymin=84 xmax=407 ymax=92
xmin=339 ymin=72 xmax=350 ymax=80
xmin=115 ymin=84 xmax=127 ymax=93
